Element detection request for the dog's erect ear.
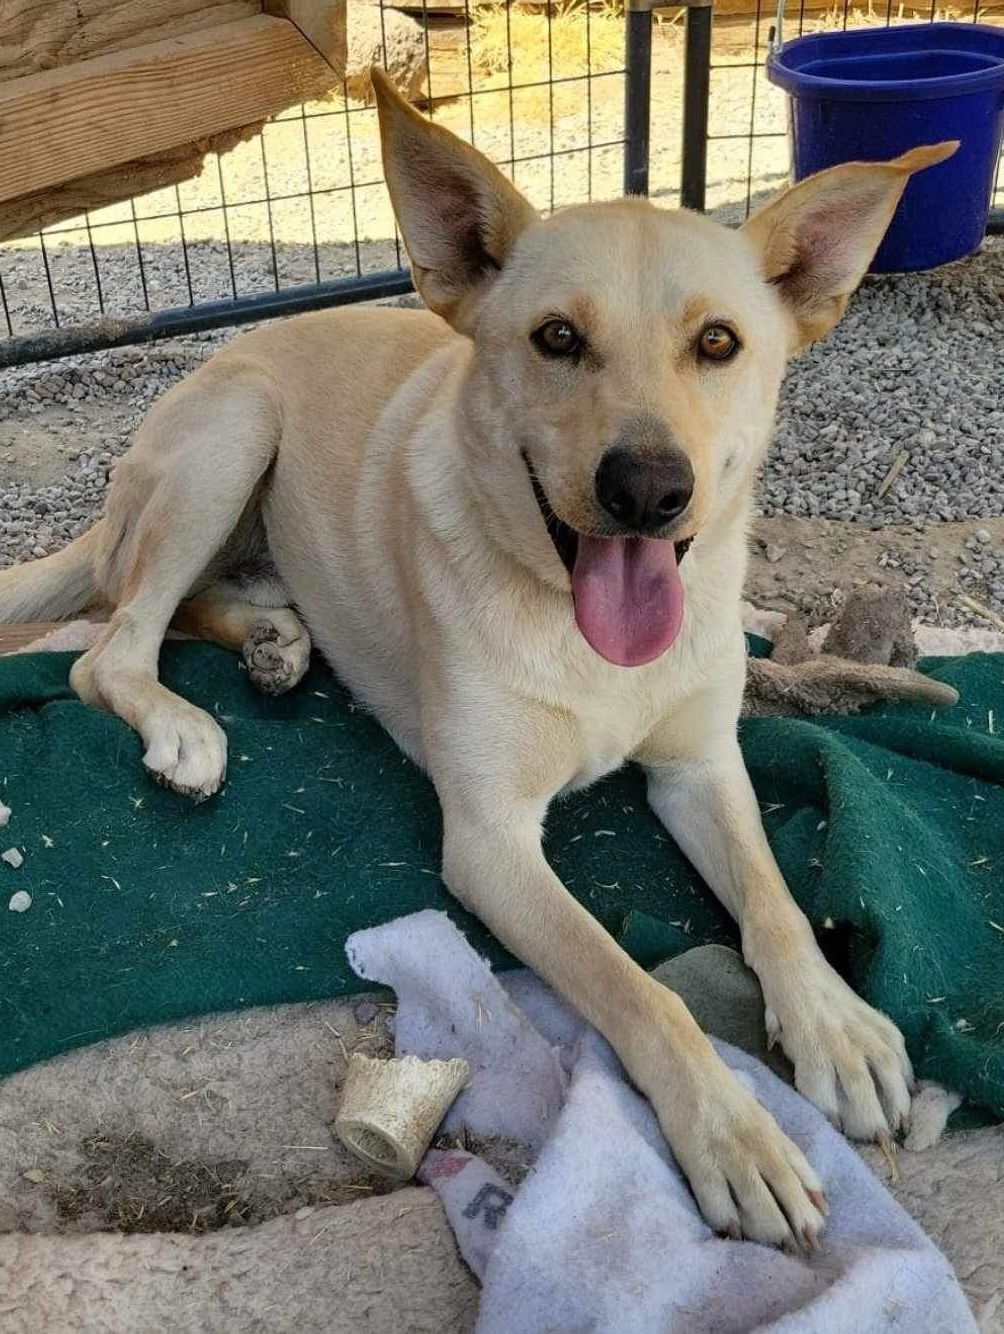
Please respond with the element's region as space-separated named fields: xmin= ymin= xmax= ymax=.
xmin=371 ymin=68 xmax=538 ymax=328
xmin=742 ymin=142 xmax=958 ymax=349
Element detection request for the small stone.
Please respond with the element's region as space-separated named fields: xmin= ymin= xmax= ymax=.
xmin=975 ymin=529 xmax=992 ymax=544
xmin=31 ymin=546 xmax=47 ymax=560
xmin=764 ymin=543 xmax=787 ymax=565
xmin=2 ymin=847 xmax=24 ymax=869
xmin=22 ymin=1168 xmax=45 ymax=1183
xmin=0 ymin=801 xmax=9 ymax=828
xmin=8 ymin=891 xmax=31 ymax=913
xmin=353 ymin=1001 xmax=379 ymax=1025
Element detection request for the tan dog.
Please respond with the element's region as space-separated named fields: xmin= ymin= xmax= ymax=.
xmin=0 ymin=73 xmax=957 ymax=1247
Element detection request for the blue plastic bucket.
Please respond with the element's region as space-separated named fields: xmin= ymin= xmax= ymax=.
xmin=766 ymin=23 xmax=1004 ymax=271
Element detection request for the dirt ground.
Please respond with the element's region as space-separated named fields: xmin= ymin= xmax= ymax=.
xmin=750 ymin=515 xmax=1004 ymax=630
xmin=0 ymin=402 xmax=112 ymax=490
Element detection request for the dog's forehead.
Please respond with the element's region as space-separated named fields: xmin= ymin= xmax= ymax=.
xmin=507 ymin=200 xmax=763 ymax=321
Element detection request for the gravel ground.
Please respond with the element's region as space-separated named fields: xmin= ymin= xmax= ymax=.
xmin=0 ymin=19 xmax=1000 ymax=632
xmin=0 ymin=339 xmax=217 ymax=564
xmin=1 ymin=242 xmax=1001 ymax=632
xmin=767 ymin=241 xmax=1004 ymax=526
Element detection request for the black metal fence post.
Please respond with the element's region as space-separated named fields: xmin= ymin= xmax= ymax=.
xmin=623 ymin=1 xmax=653 ymax=196
xmin=0 ymin=270 xmax=415 ymax=370
xmin=681 ymin=2 xmax=713 ymax=211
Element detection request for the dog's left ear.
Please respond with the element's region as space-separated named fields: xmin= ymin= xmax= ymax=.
xmin=372 ymin=68 xmax=538 ymax=330
xmin=742 ymin=142 xmax=958 ymax=350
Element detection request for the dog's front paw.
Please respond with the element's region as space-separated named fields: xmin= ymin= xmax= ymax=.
xmin=141 ymin=705 xmax=228 ymax=800
xmin=663 ymin=1057 xmax=828 ymax=1249
xmin=764 ymin=963 xmax=913 ymax=1142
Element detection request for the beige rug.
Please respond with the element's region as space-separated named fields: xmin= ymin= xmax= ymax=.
xmin=0 ymin=990 xmax=1000 ymax=1331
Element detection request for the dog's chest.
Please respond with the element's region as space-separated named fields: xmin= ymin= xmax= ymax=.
xmin=560 ymin=678 xmax=675 ymax=794
xmin=547 ymin=604 xmax=736 ymax=794
xmin=563 ymin=748 xmax=628 ymax=794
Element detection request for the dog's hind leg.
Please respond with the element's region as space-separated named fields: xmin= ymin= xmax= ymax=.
xmin=71 ymin=366 xmax=281 ymax=798
xmin=173 ymin=586 xmax=311 ymax=696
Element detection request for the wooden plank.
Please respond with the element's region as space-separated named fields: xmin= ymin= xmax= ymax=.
xmin=0 ymin=16 xmax=338 ymax=206
xmin=0 ymin=124 xmax=259 ymax=245
xmin=876 ymin=449 xmax=910 ymax=499
xmin=0 ymin=618 xmax=103 ymax=656
xmin=267 ymin=1 xmax=348 ymax=71
xmin=0 ymin=0 xmax=261 ymax=85
xmin=393 ymin=0 xmax=470 ymax=14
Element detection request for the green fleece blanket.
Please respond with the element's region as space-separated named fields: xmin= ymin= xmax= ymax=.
xmin=0 ymin=644 xmax=1002 ymax=1122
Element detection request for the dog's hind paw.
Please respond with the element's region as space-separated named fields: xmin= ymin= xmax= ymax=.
xmin=243 ymin=619 xmax=310 ymax=696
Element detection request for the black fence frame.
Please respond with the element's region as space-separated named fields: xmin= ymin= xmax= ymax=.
xmin=1 ymin=0 xmax=1000 ymax=369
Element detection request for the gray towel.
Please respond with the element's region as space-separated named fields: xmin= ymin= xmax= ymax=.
xmin=347 ymin=910 xmax=974 ymax=1333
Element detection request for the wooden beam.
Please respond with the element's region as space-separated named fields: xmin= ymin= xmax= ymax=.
xmin=0 ymin=1 xmax=261 ymax=85
xmin=0 ymin=618 xmax=105 ymax=656
xmin=0 ymin=125 xmax=260 ymax=245
xmin=0 ymin=16 xmax=338 ymax=206
xmin=266 ymin=1 xmax=347 ymax=72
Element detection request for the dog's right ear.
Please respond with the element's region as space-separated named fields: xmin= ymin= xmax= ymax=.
xmin=372 ymin=68 xmax=538 ymax=329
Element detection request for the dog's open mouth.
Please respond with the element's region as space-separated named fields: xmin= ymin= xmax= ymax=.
xmin=522 ymin=452 xmax=693 ymax=669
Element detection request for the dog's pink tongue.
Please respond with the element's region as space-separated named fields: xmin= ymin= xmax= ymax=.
xmin=571 ymin=536 xmax=683 ymax=667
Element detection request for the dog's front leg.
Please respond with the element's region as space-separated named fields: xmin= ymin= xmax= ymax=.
xmin=640 ymin=715 xmax=913 ymax=1143
xmin=434 ymin=764 xmax=827 ymax=1248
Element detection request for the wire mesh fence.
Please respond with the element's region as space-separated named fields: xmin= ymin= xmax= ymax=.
xmin=0 ymin=2 xmax=636 ymax=345
xmin=0 ymin=0 xmax=1001 ymax=357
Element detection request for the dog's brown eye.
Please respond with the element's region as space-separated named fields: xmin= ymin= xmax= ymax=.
xmin=533 ymin=319 xmax=583 ymax=359
xmin=698 ymin=325 xmax=739 ymax=362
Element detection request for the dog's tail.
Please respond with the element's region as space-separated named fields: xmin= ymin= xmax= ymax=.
xmin=0 ymin=521 xmax=103 ymax=624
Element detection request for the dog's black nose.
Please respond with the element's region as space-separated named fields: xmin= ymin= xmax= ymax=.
xmin=595 ymin=446 xmax=694 ymax=534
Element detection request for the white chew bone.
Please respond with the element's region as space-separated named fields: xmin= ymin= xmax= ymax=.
xmin=335 ymin=1052 xmax=470 ymax=1179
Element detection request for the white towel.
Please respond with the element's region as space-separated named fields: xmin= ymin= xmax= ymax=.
xmin=347 ymin=909 xmax=975 ymax=1333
